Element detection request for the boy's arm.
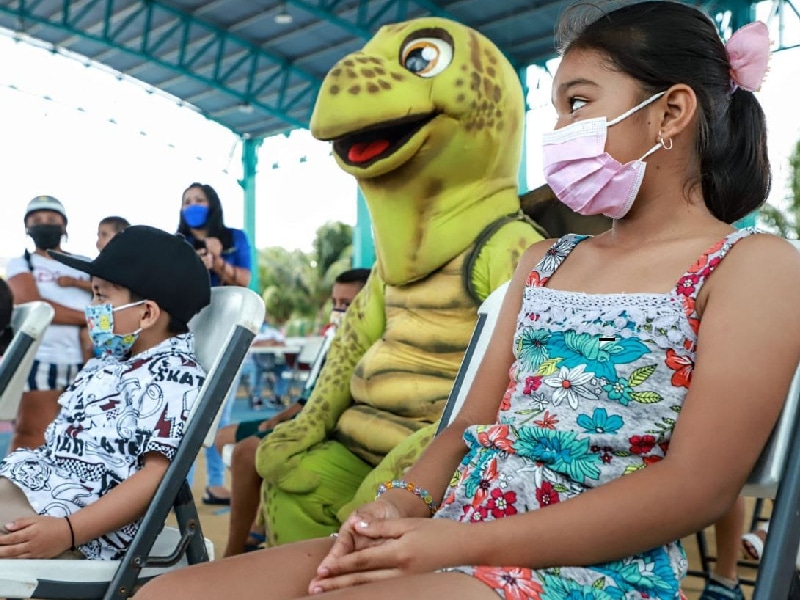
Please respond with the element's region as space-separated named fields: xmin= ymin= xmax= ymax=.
xmin=7 ymin=272 xmax=87 ymax=326
xmin=57 ymin=275 xmax=93 ymax=292
xmin=0 ymin=453 xmax=169 ymax=558
xmin=60 ymin=453 xmax=169 ymax=545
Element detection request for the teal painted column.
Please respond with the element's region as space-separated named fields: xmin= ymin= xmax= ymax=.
xmin=734 ymin=213 xmax=758 ymax=228
xmin=352 ymin=186 xmax=376 ymax=268
xmin=239 ymin=136 xmax=263 ymax=293
xmin=518 ymin=66 xmax=529 ymax=194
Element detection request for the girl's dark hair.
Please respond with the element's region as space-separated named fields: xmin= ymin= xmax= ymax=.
xmin=0 ymin=278 xmax=14 ymax=355
xmin=177 ymin=182 xmax=234 ymax=249
xmin=556 ymin=1 xmax=770 ymax=223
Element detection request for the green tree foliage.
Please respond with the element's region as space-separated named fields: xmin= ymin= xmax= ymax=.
xmin=313 ymin=222 xmax=353 ymax=279
xmin=759 ymin=138 xmax=800 ymax=239
xmin=258 ymin=222 xmax=353 ymax=332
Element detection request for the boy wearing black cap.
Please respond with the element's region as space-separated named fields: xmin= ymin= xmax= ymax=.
xmin=0 ymin=226 xmax=211 ymax=560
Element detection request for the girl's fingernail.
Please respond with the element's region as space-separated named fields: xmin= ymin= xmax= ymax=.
xmin=357 ymin=520 xmax=368 ymax=529
xmin=311 ymin=586 xmax=323 ymax=595
xmin=317 ymin=567 xmax=329 ymax=576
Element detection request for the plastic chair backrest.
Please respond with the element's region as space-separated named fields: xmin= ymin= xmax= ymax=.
xmin=436 ymin=282 xmax=509 ymax=434
xmin=743 ymin=239 xmax=800 ymax=497
xmin=0 ymin=302 xmax=55 ymax=420
xmin=188 ymin=287 xmax=265 ymax=448
xmin=304 ymin=328 xmax=336 ymax=392
xmin=295 ymin=336 xmax=325 ymax=366
xmin=750 ymin=240 xmax=800 ymax=599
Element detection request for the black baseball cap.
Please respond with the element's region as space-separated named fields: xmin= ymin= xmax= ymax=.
xmin=49 ymin=225 xmax=210 ymax=325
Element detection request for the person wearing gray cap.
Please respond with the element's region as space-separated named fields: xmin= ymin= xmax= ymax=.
xmin=6 ymin=196 xmax=92 ymax=451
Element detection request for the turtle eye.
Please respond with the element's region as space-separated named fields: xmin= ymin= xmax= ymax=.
xmin=400 ymin=37 xmax=453 ymax=78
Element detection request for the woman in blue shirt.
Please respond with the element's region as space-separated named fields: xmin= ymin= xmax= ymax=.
xmin=178 ymin=182 xmax=252 ymax=505
xmin=179 ymin=182 xmax=252 ymax=288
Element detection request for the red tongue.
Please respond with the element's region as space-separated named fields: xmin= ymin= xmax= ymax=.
xmin=348 ymin=139 xmax=390 ymax=163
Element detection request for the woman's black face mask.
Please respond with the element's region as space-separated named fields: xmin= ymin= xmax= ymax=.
xmin=27 ymin=224 xmax=63 ymax=250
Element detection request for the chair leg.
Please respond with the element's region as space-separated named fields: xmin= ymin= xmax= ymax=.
xmin=749 ymin=498 xmax=768 ymax=532
xmin=173 ymin=481 xmax=210 ymax=564
xmin=696 ymin=529 xmax=712 ymax=576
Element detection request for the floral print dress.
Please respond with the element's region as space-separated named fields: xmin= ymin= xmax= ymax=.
xmin=435 ymin=229 xmax=756 ymax=599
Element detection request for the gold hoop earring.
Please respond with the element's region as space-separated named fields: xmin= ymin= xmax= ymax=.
xmin=659 ymin=134 xmax=673 ymax=150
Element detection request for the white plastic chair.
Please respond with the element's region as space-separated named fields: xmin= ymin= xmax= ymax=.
xmin=0 ymin=286 xmax=265 ymax=599
xmin=0 ymin=301 xmax=55 ymax=420
xmin=222 ymin=327 xmax=337 ymax=468
xmin=436 ymin=277 xmax=800 ymax=598
xmin=436 ymin=282 xmax=508 ymax=434
xmin=283 ymin=335 xmax=325 ymax=395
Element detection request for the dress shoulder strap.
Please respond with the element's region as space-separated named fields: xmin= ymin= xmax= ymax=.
xmin=526 ymin=234 xmax=589 ymax=287
xmin=672 ymin=228 xmax=759 ymax=301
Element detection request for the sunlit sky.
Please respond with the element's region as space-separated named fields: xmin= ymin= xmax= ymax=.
xmin=0 ymin=5 xmax=797 ymax=261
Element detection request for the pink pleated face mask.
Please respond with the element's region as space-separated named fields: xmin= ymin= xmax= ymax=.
xmin=543 ymin=92 xmax=665 ymax=220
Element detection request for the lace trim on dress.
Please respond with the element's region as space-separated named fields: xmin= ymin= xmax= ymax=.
xmin=519 ymin=287 xmax=697 ymax=352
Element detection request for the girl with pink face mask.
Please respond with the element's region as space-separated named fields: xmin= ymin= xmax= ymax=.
xmin=137 ymin=3 xmax=797 ymax=599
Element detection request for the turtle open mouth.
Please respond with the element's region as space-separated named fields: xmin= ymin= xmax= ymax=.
xmin=331 ymin=112 xmax=438 ymax=167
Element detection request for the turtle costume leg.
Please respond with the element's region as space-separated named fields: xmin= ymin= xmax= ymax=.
xmin=263 ymin=440 xmax=372 ymax=545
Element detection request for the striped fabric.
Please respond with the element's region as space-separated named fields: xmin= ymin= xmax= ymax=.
xmin=25 ymin=360 xmax=81 ymax=392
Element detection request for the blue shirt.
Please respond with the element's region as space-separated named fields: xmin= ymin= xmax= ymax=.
xmin=184 ymin=228 xmax=251 ymax=287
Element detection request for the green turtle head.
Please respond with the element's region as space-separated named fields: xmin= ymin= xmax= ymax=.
xmin=311 ymin=18 xmax=525 ymax=284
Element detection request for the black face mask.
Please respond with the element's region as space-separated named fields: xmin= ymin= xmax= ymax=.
xmin=28 ymin=224 xmax=63 ymax=250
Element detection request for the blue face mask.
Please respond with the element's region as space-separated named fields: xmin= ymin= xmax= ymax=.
xmin=182 ymin=204 xmax=210 ymax=228
xmin=85 ymin=301 xmax=146 ymax=359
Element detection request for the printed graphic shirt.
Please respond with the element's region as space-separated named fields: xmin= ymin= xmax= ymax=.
xmin=0 ymin=333 xmax=205 ymax=559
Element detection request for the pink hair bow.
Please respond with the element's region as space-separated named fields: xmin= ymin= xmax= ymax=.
xmin=726 ymin=21 xmax=770 ymax=93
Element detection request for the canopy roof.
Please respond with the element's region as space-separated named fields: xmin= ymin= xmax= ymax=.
xmin=0 ymin=0 xmax=737 ymax=139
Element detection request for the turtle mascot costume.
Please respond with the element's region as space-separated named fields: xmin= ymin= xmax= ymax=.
xmin=256 ymin=17 xmax=544 ymax=544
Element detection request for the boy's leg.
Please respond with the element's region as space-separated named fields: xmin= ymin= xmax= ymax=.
xmin=205 ymin=373 xmax=239 ymax=500
xmin=205 ymin=446 xmax=228 ymax=497
xmin=712 ymin=496 xmax=745 ymax=579
xmin=701 ymin=496 xmax=746 ymax=599
xmin=224 ymin=436 xmax=264 ymax=557
xmin=0 ymin=477 xmax=83 ymax=559
xmin=0 ymin=477 xmax=37 ymax=530
xmin=215 ymin=423 xmax=238 ymax=455
xmin=273 ymin=362 xmax=290 ymax=401
xmin=251 ymin=358 xmax=266 ymax=403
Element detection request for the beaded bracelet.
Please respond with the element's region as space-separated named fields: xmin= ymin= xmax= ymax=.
xmin=375 ymin=479 xmax=438 ymax=516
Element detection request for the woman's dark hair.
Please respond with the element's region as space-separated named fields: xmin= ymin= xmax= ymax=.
xmin=0 ymin=278 xmax=14 ymax=355
xmin=556 ymin=1 xmax=770 ymax=223
xmin=177 ymin=182 xmax=234 ymax=249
